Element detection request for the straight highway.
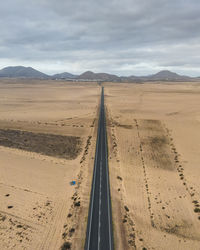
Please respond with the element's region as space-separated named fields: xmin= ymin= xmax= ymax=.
xmin=84 ymin=87 xmax=114 ymax=250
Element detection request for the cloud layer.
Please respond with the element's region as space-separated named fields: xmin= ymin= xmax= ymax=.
xmin=0 ymin=0 xmax=200 ymax=76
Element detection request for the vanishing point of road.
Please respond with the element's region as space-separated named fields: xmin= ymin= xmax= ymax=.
xmin=84 ymin=87 xmax=114 ymax=250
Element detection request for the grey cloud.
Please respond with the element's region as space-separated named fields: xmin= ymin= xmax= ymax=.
xmin=0 ymin=0 xmax=200 ymax=75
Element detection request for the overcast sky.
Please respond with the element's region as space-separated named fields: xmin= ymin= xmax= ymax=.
xmin=0 ymin=0 xmax=200 ymax=76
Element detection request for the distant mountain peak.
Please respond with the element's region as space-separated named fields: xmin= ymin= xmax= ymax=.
xmin=147 ymin=70 xmax=190 ymax=80
xmin=0 ymin=66 xmax=49 ymax=78
xmin=84 ymin=71 xmax=94 ymax=74
xmin=152 ymin=70 xmax=179 ymax=77
xmin=78 ymin=71 xmax=119 ymax=81
xmin=157 ymin=70 xmax=175 ymax=73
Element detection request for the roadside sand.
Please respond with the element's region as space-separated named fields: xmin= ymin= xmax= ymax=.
xmin=0 ymin=80 xmax=100 ymax=249
xmin=105 ymin=82 xmax=200 ymax=249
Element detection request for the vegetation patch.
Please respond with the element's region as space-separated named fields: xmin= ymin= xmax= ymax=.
xmin=118 ymin=124 xmax=133 ymax=129
xmin=194 ymin=208 xmax=200 ymax=213
xmin=0 ymin=129 xmax=82 ymax=159
xmin=140 ymin=120 xmax=174 ymax=171
xmin=61 ymin=242 xmax=71 ymax=250
xmin=149 ymin=135 xmax=168 ymax=149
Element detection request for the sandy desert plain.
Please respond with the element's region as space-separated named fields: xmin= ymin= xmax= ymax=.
xmin=104 ymin=81 xmax=200 ymax=250
xmin=0 ymin=79 xmax=200 ymax=250
xmin=0 ymin=79 xmax=100 ymax=250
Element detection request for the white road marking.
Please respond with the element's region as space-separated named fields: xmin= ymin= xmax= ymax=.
xmin=98 ymin=159 xmax=102 ymax=250
xmin=98 ymin=125 xmax=103 ymax=250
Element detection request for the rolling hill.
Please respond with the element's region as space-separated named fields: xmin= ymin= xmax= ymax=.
xmin=52 ymin=72 xmax=77 ymax=79
xmin=145 ymin=70 xmax=191 ymax=81
xmin=0 ymin=66 xmax=49 ymax=78
xmin=78 ymin=71 xmax=120 ymax=81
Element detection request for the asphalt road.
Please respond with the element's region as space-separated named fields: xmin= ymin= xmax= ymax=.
xmin=84 ymin=87 xmax=114 ymax=250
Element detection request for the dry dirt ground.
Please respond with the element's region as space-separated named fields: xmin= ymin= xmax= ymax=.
xmin=105 ymin=82 xmax=200 ymax=250
xmin=0 ymin=79 xmax=100 ymax=250
xmin=1 ymin=79 xmax=200 ymax=250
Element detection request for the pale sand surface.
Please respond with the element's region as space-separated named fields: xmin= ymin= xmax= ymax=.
xmin=1 ymin=79 xmax=200 ymax=249
xmin=0 ymin=80 xmax=100 ymax=249
xmin=105 ymin=82 xmax=200 ymax=249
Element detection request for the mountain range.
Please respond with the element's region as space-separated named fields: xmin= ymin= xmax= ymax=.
xmin=0 ymin=66 xmax=197 ymax=82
